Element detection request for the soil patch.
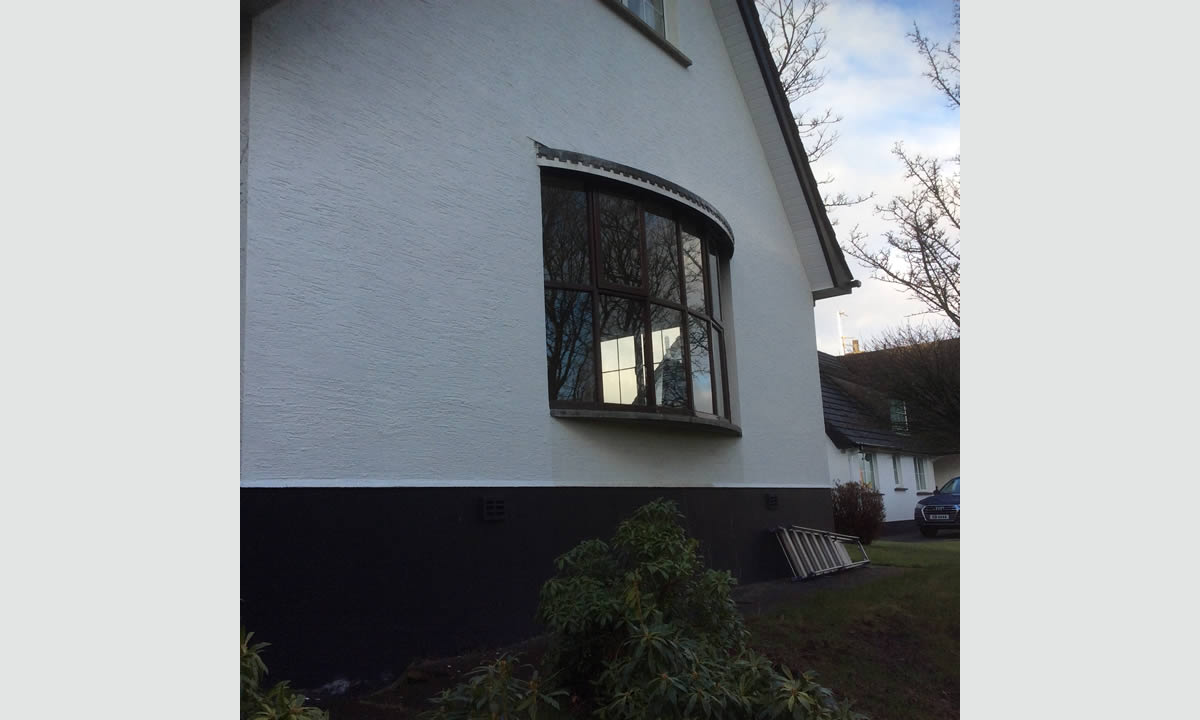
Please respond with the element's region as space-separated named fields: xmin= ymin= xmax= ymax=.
xmin=307 ymin=637 xmax=551 ymax=720
xmin=303 ymin=567 xmax=902 ymax=719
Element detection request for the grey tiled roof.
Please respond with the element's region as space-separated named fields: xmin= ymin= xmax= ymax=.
xmin=818 ymin=352 xmax=927 ymax=453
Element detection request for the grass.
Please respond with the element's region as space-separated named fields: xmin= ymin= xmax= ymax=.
xmin=746 ymin=539 xmax=960 ymax=720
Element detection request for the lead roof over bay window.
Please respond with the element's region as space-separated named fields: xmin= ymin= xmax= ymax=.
xmin=541 ymin=167 xmax=732 ymax=425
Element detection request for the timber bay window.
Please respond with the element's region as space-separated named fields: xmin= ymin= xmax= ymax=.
xmin=542 ymin=171 xmax=732 ymax=425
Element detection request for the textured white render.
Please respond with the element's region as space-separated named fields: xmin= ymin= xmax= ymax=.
xmin=825 ymin=436 xmax=854 ymax=487
xmin=824 ymin=437 xmax=934 ymax=522
xmin=242 ymin=0 xmax=833 ymax=488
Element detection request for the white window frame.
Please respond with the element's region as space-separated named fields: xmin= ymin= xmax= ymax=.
xmin=914 ymin=457 xmax=928 ymax=491
xmin=600 ymin=0 xmax=688 ymax=65
xmin=621 ymin=0 xmax=667 ymax=38
xmin=892 ymin=454 xmax=905 ymax=488
xmin=890 ymin=399 xmax=909 ymax=433
xmin=861 ymin=452 xmax=877 ymax=490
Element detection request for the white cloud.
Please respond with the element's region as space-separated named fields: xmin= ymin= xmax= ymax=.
xmin=800 ymin=0 xmax=960 ymax=352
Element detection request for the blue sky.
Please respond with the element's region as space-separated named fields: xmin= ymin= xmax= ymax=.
xmin=801 ymin=0 xmax=960 ymax=352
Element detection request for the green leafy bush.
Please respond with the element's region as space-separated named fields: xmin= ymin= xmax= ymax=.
xmin=425 ymin=500 xmax=865 ymax=719
xmin=831 ymin=482 xmax=885 ymax=545
xmin=535 ymin=499 xmax=866 ymax=719
xmin=241 ymin=627 xmax=329 ymax=720
xmin=425 ymin=653 xmax=568 ymax=720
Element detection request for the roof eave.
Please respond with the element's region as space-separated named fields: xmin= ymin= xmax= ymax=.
xmin=732 ymin=0 xmax=858 ymax=301
xmin=812 ymin=279 xmax=862 ymax=302
xmin=242 ymin=0 xmax=282 ymax=16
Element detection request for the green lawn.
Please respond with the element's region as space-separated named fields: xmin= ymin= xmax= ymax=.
xmin=746 ymin=539 xmax=960 ymax=720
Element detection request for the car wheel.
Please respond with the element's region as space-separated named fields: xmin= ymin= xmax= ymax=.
xmin=920 ymin=527 xmax=938 ymax=538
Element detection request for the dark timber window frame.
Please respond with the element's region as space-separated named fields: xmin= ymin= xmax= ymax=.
xmin=541 ymin=168 xmax=736 ymax=434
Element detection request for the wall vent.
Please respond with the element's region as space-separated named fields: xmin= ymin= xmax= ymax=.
xmin=764 ymin=493 xmax=779 ymax=511
xmin=481 ymin=497 xmax=507 ymax=523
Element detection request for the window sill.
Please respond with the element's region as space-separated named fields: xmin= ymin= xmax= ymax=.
xmin=893 ymin=487 xmax=909 ymax=492
xmin=598 ymin=0 xmax=693 ymax=68
xmin=551 ymin=408 xmax=741 ymax=436
xmin=916 ymin=491 xmax=934 ymax=496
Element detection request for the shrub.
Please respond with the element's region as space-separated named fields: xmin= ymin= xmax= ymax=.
xmin=831 ymin=482 xmax=885 ymax=545
xmin=536 ymin=500 xmax=746 ymax=694
xmin=424 ymin=652 xmax=568 ymax=720
xmin=241 ymin=627 xmax=329 ymax=720
xmin=425 ymin=653 xmax=569 ymax=720
xmin=534 ymin=499 xmax=866 ymax=719
xmin=425 ymin=500 xmax=866 ymax=719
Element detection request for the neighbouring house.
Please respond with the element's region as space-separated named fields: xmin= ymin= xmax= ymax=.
xmin=933 ymin=451 xmax=961 ymax=490
xmin=241 ymin=0 xmax=858 ymax=685
xmin=818 ymin=349 xmax=959 ymax=531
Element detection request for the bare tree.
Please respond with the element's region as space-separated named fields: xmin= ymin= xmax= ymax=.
xmin=842 ymin=2 xmax=960 ymax=327
xmin=843 ymin=324 xmax=959 ymax=452
xmin=756 ymin=0 xmax=871 ymax=209
xmin=910 ymin=3 xmax=959 ymax=108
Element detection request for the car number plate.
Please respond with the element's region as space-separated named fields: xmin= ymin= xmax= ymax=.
xmin=930 ymin=514 xmax=950 ymax=520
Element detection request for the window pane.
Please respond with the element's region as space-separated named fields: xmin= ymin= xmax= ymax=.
xmin=624 ymin=0 xmax=666 ymax=36
xmin=893 ymin=455 xmax=903 ymax=486
xmin=688 ymin=315 xmax=713 ymax=414
xmin=541 ymin=183 xmax=590 ymax=284
xmin=890 ymin=399 xmax=908 ymax=432
xmin=708 ymin=247 xmax=721 ymax=321
xmin=598 ymin=295 xmax=647 ymax=405
xmin=597 ymin=193 xmax=643 ymax=288
xmin=681 ymin=226 xmax=706 ymax=314
xmin=711 ymin=327 xmax=725 ymax=418
xmin=645 ymin=210 xmax=681 ymax=303
xmin=650 ymin=304 xmax=686 ymax=408
xmin=544 ymin=289 xmax=595 ymax=402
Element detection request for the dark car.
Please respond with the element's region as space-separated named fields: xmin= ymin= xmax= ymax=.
xmin=914 ymin=476 xmax=959 ymax=537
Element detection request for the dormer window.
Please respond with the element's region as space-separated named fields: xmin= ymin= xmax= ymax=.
xmin=890 ymin=399 xmax=909 ymax=433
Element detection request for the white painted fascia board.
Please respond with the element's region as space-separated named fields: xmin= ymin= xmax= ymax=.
xmin=709 ymin=0 xmax=852 ymax=295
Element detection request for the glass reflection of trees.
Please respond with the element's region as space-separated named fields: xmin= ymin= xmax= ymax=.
xmin=541 ymin=172 xmax=730 ymax=420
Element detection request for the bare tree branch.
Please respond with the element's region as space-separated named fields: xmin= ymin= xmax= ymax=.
xmin=757 ymin=0 xmax=865 ymax=199
xmin=841 ymin=325 xmax=959 ymax=452
xmin=824 ymin=190 xmax=876 ymax=209
xmin=908 ymin=3 xmax=960 ymax=107
xmin=841 ymin=3 xmax=961 ymax=328
xmin=843 ymin=146 xmax=960 ymax=327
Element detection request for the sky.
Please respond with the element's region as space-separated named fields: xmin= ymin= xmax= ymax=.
xmin=797 ymin=0 xmax=960 ymax=353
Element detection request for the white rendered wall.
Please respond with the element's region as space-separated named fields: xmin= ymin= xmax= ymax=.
xmin=825 ymin=436 xmax=854 ymax=486
xmin=877 ymin=451 xmax=925 ymax=524
xmin=242 ymin=0 xmax=831 ymax=488
xmin=824 ymin=438 xmax=933 ymax=523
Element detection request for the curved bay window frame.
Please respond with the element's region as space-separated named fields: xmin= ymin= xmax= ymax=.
xmin=541 ymin=167 xmax=736 ymax=433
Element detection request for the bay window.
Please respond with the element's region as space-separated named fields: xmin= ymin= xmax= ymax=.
xmin=541 ymin=170 xmax=733 ymax=426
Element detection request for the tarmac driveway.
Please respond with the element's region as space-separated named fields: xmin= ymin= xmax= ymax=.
xmin=884 ymin=528 xmax=960 ymax=543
